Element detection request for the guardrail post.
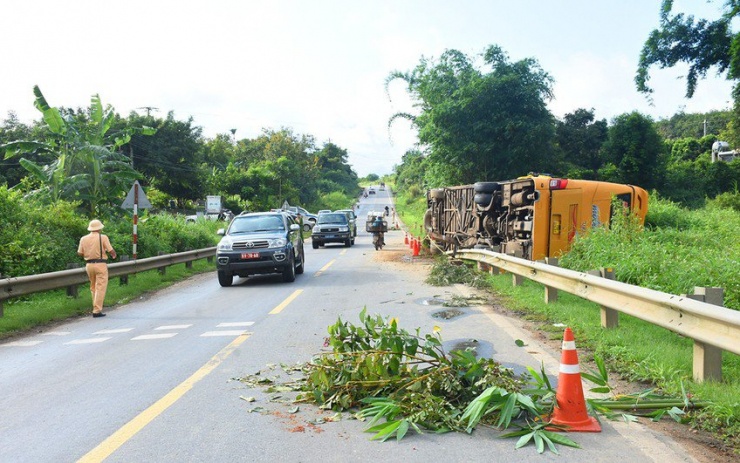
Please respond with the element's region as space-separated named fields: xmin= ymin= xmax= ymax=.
xmin=119 ymin=255 xmax=129 ymax=285
xmin=587 ymin=268 xmax=619 ymax=328
xmin=185 ymin=249 xmax=193 ymax=269
xmin=543 ymin=257 xmax=558 ymax=303
xmin=158 ymin=252 xmax=167 ymax=275
xmin=66 ymin=263 xmax=82 ymax=298
xmin=0 ymin=274 xmax=4 ymax=318
xmin=687 ymin=287 xmax=724 ymax=383
xmin=511 ymin=250 xmax=524 ymax=286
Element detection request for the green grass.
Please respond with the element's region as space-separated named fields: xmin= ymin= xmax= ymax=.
xmin=0 ymin=258 xmax=215 ymax=339
xmin=392 ymin=186 xmax=427 ymax=236
xmin=486 ymin=274 xmax=740 ymax=447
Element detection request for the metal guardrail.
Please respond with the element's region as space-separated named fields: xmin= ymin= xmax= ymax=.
xmin=0 ymin=247 xmax=217 ymax=314
xmin=451 ymin=248 xmax=740 ymax=382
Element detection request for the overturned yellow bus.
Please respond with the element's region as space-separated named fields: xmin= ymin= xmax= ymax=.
xmin=424 ymin=175 xmax=648 ymax=260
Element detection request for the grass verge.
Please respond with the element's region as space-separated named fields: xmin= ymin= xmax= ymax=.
xmin=475 ymin=261 xmax=739 ymax=449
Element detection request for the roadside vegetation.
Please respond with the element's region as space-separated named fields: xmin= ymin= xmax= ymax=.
xmin=392 ymin=189 xmax=739 ymax=450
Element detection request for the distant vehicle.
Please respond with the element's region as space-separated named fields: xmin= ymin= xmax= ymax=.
xmin=215 ymin=211 xmax=305 ymax=287
xmin=312 ymin=212 xmax=353 ymax=248
xmin=186 ymin=210 xmax=234 ymax=223
xmin=317 ymin=209 xmax=332 ymax=215
xmin=186 ymin=195 xmax=234 ymax=222
xmin=368 ymin=189 xmax=376 ymax=195
xmin=281 ymin=206 xmax=317 ymax=232
xmin=335 ymin=209 xmax=357 ymax=238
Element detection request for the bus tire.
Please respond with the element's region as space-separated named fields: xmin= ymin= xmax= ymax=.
xmin=430 ymin=188 xmax=445 ymax=200
xmin=474 ymin=193 xmax=493 ymax=207
xmin=474 ymin=182 xmax=500 ymax=194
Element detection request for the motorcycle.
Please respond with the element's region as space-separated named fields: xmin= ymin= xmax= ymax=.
xmin=366 ymin=212 xmax=388 ymax=251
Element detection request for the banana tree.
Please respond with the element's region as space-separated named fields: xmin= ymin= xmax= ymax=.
xmin=2 ymin=86 xmax=155 ymax=216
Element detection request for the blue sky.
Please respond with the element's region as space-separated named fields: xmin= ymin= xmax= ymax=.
xmin=1 ymin=1 xmax=733 ymax=176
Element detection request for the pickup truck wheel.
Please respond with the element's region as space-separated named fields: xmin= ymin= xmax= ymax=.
xmin=312 ymin=241 xmax=319 ymax=249
xmin=283 ymin=256 xmax=296 ymax=282
xmin=217 ymin=270 xmax=233 ymax=287
xmin=344 ymin=238 xmax=351 ymax=247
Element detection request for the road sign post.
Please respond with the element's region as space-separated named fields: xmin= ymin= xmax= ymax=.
xmin=121 ymin=181 xmax=152 ymax=259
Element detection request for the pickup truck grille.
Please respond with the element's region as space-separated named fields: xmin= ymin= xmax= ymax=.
xmin=233 ymin=240 xmax=269 ymax=250
xmin=319 ymin=227 xmax=341 ymax=232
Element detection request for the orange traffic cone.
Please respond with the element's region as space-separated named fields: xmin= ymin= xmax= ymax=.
xmin=404 ymin=233 xmax=409 ymax=245
xmin=409 ymin=236 xmax=415 ymax=250
xmin=412 ymin=237 xmax=420 ymax=256
xmin=549 ymin=327 xmax=601 ymax=432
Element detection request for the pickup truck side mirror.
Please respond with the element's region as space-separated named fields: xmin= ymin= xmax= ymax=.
xmin=289 ymin=224 xmax=300 ymax=231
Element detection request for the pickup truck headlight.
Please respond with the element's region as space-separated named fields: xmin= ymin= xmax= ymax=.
xmin=338 ymin=226 xmax=349 ymax=232
xmin=268 ymin=238 xmax=287 ymax=248
xmin=312 ymin=226 xmax=320 ymax=233
xmin=217 ymin=237 xmax=233 ymax=251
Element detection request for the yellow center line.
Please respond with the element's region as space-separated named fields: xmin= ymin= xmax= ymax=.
xmin=77 ymin=332 xmax=251 ymax=463
xmin=314 ymin=259 xmax=336 ymax=277
xmin=268 ymin=289 xmax=304 ymax=315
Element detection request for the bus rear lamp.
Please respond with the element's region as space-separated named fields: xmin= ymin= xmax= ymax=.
xmin=549 ymin=178 xmax=569 ymax=190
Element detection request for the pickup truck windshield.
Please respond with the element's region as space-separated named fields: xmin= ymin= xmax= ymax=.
xmin=317 ymin=213 xmax=347 ymax=224
xmin=230 ymin=216 xmax=285 ymax=233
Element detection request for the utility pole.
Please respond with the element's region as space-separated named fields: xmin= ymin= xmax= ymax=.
xmin=703 ymin=119 xmax=708 ymax=137
xmin=137 ymin=106 xmax=159 ymax=117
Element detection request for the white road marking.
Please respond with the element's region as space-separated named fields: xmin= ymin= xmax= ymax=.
xmin=131 ymin=333 xmax=178 ymax=341
xmin=156 ymin=324 xmax=192 ymax=330
xmin=200 ymin=330 xmax=248 ymax=337
xmin=94 ymin=328 xmax=134 ymax=335
xmin=65 ymin=337 xmax=111 ymax=345
xmin=216 ymin=322 xmax=254 ymax=328
xmin=2 ymin=340 xmax=43 ymax=347
xmin=41 ymin=331 xmax=71 ymax=336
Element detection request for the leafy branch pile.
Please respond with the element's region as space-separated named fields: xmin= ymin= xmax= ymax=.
xmin=294 ymin=309 xmax=580 ymax=453
xmin=238 ymin=310 xmax=707 ymax=454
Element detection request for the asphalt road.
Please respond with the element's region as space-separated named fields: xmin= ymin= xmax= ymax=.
xmin=0 ymin=188 xmax=698 ymax=462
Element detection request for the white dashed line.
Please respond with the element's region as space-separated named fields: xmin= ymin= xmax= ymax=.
xmin=216 ymin=322 xmax=254 ymax=328
xmin=201 ymin=331 xmax=248 ymax=337
xmin=155 ymin=324 xmax=193 ymax=330
xmin=131 ymin=333 xmax=178 ymax=341
xmin=65 ymin=337 xmax=111 ymax=345
xmin=2 ymin=340 xmax=43 ymax=347
xmin=94 ymin=328 xmax=134 ymax=335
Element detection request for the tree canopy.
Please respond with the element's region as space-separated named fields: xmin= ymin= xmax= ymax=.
xmin=387 ymin=45 xmax=555 ymax=186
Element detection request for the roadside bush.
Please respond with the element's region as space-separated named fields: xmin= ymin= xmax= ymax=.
xmin=0 ymin=186 xmax=221 ymax=277
xmin=561 ymin=196 xmax=740 ymax=310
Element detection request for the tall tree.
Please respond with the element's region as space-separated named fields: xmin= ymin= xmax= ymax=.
xmin=387 ymin=45 xmax=555 ymax=186
xmin=602 ymin=112 xmax=665 ymax=190
xmin=555 ymin=108 xmax=608 ymax=179
xmin=123 ymin=111 xmax=203 ymax=202
xmin=636 ymin=1 xmax=740 ymax=144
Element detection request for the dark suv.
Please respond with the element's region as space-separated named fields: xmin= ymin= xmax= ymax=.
xmin=216 ymin=212 xmax=305 ymax=286
xmin=311 ymin=212 xmax=353 ymax=248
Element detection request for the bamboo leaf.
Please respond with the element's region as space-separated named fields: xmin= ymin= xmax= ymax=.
xmin=514 ymin=432 xmax=534 ymax=449
xmin=533 ymin=432 xmax=545 ymax=453
xmin=541 ymin=430 xmax=581 ymax=449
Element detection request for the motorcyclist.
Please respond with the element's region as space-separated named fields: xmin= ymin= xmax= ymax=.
xmin=384 ymin=206 xmax=389 ymax=216
xmin=373 ymin=215 xmax=385 ymax=247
